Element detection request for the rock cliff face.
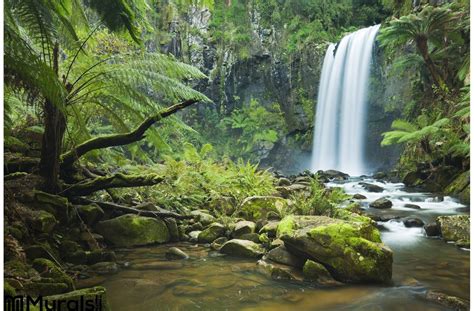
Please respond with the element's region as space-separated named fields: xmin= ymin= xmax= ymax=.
xmin=152 ymin=4 xmax=401 ymax=174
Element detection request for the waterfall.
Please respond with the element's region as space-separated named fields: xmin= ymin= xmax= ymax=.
xmin=311 ymin=25 xmax=380 ymax=176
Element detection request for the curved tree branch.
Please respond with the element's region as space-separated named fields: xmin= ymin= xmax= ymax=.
xmin=63 ymin=173 xmax=164 ymax=196
xmin=61 ymin=99 xmax=198 ymax=169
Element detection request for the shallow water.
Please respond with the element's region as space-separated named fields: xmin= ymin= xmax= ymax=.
xmin=83 ymin=178 xmax=469 ymax=310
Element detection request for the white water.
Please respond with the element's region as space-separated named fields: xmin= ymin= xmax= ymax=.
xmin=311 ymin=25 xmax=380 ymax=176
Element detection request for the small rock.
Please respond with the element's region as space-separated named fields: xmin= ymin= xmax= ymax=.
xmin=239 ymin=233 xmax=260 ymax=243
xmin=369 ymin=198 xmax=393 ymax=209
xmin=270 ymin=239 xmax=284 ymax=249
xmin=403 ymin=218 xmax=424 ymax=228
xmin=277 ymin=178 xmax=291 ymax=186
xmin=352 ymin=194 xmax=367 ymax=200
xmin=198 ymin=223 xmax=225 ymax=243
xmin=266 ymin=245 xmax=305 ymax=268
xmin=164 ymin=218 xmax=180 ymax=242
xmin=404 ymin=203 xmax=421 ymax=209
xmin=233 ymin=220 xmax=256 ymax=238
xmin=425 ymin=290 xmax=469 ymax=311
xmin=166 ymin=247 xmax=189 ymax=260
xmin=259 ymin=221 xmax=279 ymax=238
xmin=89 ymin=262 xmax=119 ymax=275
xmin=188 ymin=231 xmax=201 ymax=243
xmin=303 ymin=260 xmax=342 ymax=286
xmin=359 ymin=182 xmax=384 ymax=193
xmin=210 ymin=237 xmax=228 ymax=250
xmin=190 ymin=211 xmax=216 ymax=226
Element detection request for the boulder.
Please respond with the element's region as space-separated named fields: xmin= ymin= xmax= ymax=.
xmin=233 ymin=220 xmax=256 ymax=238
xmin=266 ymin=245 xmax=305 ymax=268
xmin=369 ymin=198 xmax=393 ymax=209
xmin=45 ymin=286 xmax=111 ymax=311
xmin=437 ymin=215 xmax=470 ymax=242
xmin=403 ymin=218 xmax=425 ymax=228
xmin=220 ymin=239 xmax=265 ymax=258
xmin=190 ymin=210 xmax=216 ymax=226
xmin=77 ymin=204 xmax=104 ymax=225
xmin=359 ymin=182 xmax=384 ymax=193
xmin=239 ymin=233 xmax=261 ymax=243
xmin=31 ymin=210 xmax=57 ymax=233
xmin=424 ymin=222 xmax=441 ymax=237
xmin=95 ymin=214 xmax=170 ymax=247
xmin=318 ymin=170 xmax=349 ymax=181
xmin=302 ymin=260 xmax=342 ymax=286
xmin=278 ymin=215 xmax=392 ymax=283
xmin=198 ymin=223 xmax=226 ymax=243
xmin=239 ymin=196 xmax=288 ymax=221
xmin=259 ymin=221 xmax=279 ymax=238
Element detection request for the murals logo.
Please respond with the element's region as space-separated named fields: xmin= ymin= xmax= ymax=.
xmin=4 ymin=294 xmax=104 ymax=311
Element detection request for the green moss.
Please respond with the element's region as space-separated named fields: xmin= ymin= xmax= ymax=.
xmin=32 ymin=258 xmax=74 ymax=291
xmin=198 ymin=223 xmax=225 ymax=243
xmin=96 ymin=214 xmax=170 ymax=247
xmin=302 ymin=260 xmax=332 ymax=281
xmin=240 ymin=196 xmax=287 ymax=221
xmin=44 ymin=286 xmax=111 ymax=311
xmin=276 ymin=215 xmax=296 ymax=238
xmin=4 ymin=281 xmax=16 ymax=296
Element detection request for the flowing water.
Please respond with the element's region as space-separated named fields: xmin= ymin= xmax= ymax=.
xmin=80 ymin=177 xmax=469 ymax=310
xmin=311 ymin=25 xmax=380 ymax=176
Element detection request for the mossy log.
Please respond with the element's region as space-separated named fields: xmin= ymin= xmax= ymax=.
xmin=75 ymin=198 xmax=192 ymax=220
xmin=60 ymin=99 xmax=198 ymax=169
xmin=63 ymin=173 xmax=163 ymax=196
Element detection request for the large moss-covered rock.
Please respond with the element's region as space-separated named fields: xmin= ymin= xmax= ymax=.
xmin=279 ymin=215 xmax=392 ymax=283
xmin=437 ymin=215 xmax=470 ymax=243
xmin=44 ymin=286 xmax=111 ymax=311
xmin=198 ymin=223 xmax=226 ymax=243
xmin=239 ymin=196 xmax=288 ymax=221
xmin=95 ymin=215 xmax=170 ymax=247
xmin=444 ymin=170 xmax=470 ymax=204
xmin=220 ymin=239 xmax=265 ymax=258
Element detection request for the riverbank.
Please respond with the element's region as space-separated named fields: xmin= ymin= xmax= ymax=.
xmin=4 ymin=169 xmax=470 ymax=310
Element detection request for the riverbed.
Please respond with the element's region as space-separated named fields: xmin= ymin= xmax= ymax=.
xmin=80 ymin=177 xmax=469 ymax=310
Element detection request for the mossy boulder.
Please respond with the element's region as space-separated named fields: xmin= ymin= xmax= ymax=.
xmin=279 ymin=215 xmax=392 ymax=283
xmin=444 ymin=170 xmax=470 ymax=204
xmin=190 ymin=210 xmax=216 ymax=226
xmin=95 ymin=214 xmax=170 ymax=247
xmin=232 ymin=220 xmax=256 ymax=238
xmin=257 ymin=259 xmax=304 ymax=282
xmin=77 ymin=204 xmax=104 ymax=225
xmin=198 ymin=223 xmax=226 ymax=243
xmin=33 ymin=191 xmax=73 ymax=222
xmin=436 ymin=215 xmax=470 ymax=243
xmin=259 ymin=221 xmax=279 ymax=237
xmin=44 ymin=286 xmax=111 ymax=311
xmin=31 ymin=210 xmax=57 ymax=233
xmin=239 ymin=196 xmax=288 ymax=221
xmin=32 ymin=258 xmax=74 ymax=293
xmin=220 ymin=239 xmax=265 ymax=258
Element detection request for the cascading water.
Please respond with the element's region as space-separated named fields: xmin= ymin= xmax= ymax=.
xmin=311 ymin=25 xmax=380 ymax=176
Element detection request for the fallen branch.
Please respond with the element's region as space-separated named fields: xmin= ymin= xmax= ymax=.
xmin=75 ymin=198 xmax=192 ymax=220
xmin=60 ymin=99 xmax=199 ymax=169
xmin=63 ymin=173 xmax=164 ymax=196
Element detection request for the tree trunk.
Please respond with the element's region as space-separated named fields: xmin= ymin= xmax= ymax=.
xmin=416 ymin=37 xmax=447 ymax=91
xmin=39 ymin=43 xmax=66 ymax=193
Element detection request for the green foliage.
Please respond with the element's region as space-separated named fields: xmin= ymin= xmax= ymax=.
xmin=102 ymin=143 xmax=276 ymax=213
xmin=217 ymin=98 xmax=287 ymax=162
xmin=288 ymin=180 xmax=349 ymax=217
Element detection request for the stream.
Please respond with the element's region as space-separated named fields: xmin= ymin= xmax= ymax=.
xmin=78 ymin=177 xmax=469 ymax=310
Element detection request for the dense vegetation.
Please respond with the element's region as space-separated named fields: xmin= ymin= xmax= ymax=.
xmin=3 ymin=0 xmax=470 ymax=308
